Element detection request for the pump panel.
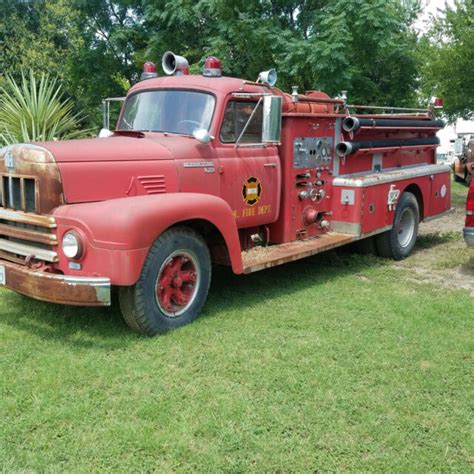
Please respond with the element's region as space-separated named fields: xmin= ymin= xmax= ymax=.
xmin=293 ymin=137 xmax=333 ymax=168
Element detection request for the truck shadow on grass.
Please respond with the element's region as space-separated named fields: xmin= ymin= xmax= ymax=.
xmin=415 ymin=231 xmax=462 ymax=249
xmin=0 ymin=250 xmax=387 ymax=348
xmin=2 ymin=228 xmax=462 ymax=347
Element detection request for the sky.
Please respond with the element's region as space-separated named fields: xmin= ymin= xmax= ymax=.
xmin=414 ymin=0 xmax=455 ymax=33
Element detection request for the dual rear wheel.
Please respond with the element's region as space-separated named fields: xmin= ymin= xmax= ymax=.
xmin=355 ymin=192 xmax=419 ymax=260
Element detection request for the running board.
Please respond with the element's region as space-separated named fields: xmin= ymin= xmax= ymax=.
xmin=242 ymin=232 xmax=356 ymax=274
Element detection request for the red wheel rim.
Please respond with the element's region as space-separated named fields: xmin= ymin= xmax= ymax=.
xmin=155 ymin=251 xmax=200 ymax=317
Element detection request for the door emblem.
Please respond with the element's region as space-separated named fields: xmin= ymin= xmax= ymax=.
xmin=242 ymin=177 xmax=262 ymax=206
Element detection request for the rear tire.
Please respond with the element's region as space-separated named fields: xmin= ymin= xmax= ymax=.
xmin=119 ymin=227 xmax=211 ymax=336
xmin=375 ymin=192 xmax=419 ymax=260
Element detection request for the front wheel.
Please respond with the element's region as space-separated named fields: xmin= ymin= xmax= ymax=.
xmin=119 ymin=227 xmax=211 ymax=336
xmin=375 ymin=192 xmax=419 ymax=260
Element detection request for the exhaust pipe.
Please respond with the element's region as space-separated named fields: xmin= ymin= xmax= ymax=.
xmin=342 ymin=117 xmax=445 ymax=133
xmin=162 ymin=51 xmax=189 ymax=76
xmin=335 ymin=137 xmax=440 ymax=157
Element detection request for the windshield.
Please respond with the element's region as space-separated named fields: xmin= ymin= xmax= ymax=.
xmin=118 ymin=90 xmax=215 ymax=135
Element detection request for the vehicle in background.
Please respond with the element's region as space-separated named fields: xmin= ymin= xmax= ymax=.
xmin=437 ymin=150 xmax=456 ymax=166
xmin=454 ymin=138 xmax=474 ymax=185
xmin=464 ymin=180 xmax=474 ymax=248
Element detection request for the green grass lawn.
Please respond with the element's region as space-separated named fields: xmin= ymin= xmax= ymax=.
xmin=1 ymin=185 xmax=473 ymax=472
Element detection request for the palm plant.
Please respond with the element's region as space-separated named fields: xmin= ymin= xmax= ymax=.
xmin=0 ymin=71 xmax=87 ymax=146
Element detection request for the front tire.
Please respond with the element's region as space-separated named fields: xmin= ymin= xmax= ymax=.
xmin=119 ymin=227 xmax=211 ymax=336
xmin=375 ymin=192 xmax=419 ymax=260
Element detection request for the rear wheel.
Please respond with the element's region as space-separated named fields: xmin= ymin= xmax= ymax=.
xmin=119 ymin=227 xmax=211 ymax=336
xmin=375 ymin=192 xmax=419 ymax=260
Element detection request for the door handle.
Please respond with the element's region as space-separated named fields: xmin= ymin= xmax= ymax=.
xmin=264 ymin=163 xmax=277 ymax=168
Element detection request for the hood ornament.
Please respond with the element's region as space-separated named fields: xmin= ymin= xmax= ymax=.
xmin=4 ymin=148 xmax=15 ymax=172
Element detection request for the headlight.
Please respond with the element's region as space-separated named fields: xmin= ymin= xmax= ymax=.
xmin=62 ymin=231 xmax=84 ymax=260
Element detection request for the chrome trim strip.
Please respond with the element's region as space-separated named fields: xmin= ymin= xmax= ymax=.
xmin=331 ymin=221 xmax=393 ymax=237
xmin=331 ymin=221 xmax=360 ymax=235
xmin=332 ymin=164 xmax=451 ymax=188
xmin=63 ymin=276 xmax=111 ymax=304
xmin=360 ymin=225 xmax=393 ymax=238
xmin=63 ymin=276 xmax=110 ymax=285
xmin=0 ymin=238 xmax=58 ymax=262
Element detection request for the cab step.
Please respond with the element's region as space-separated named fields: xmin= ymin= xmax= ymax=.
xmin=241 ymin=232 xmax=356 ymax=274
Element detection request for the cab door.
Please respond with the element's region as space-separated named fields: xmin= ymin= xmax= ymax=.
xmin=216 ymin=99 xmax=280 ymax=227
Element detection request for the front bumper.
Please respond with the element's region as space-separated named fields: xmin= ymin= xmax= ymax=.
xmin=464 ymin=227 xmax=474 ymax=248
xmin=0 ymin=260 xmax=111 ymax=306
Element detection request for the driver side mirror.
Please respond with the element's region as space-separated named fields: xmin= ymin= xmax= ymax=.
xmin=193 ymin=128 xmax=214 ymax=144
xmin=262 ymin=95 xmax=282 ymax=145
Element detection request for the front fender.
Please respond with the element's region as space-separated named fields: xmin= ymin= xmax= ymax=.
xmin=53 ymin=193 xmax=243 ymax=277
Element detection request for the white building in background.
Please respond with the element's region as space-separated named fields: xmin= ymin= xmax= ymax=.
xmin=456 ymin=120 xmax=474 ymax=138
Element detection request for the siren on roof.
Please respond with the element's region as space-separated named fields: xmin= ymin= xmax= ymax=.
xmin=162 ymin=51 xmax=189 ymax=76
xmin=257 ymin=69 xmax=277 ymax=87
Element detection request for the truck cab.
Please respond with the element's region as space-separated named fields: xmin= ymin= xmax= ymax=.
xmin=0 ymin=53 xmax=452 ymax=335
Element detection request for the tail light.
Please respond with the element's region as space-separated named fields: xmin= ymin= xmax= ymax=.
xmin=466 ymin=183 xmax=474 ymax=227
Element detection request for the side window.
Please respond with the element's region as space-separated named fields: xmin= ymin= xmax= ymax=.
xmin=220 ymin=101 xmax=263 ymax=143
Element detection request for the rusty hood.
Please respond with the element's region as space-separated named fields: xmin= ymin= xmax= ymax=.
xmin=34 ymin=133 xmax=212 ymax=204
xmin=39 ymin=134 xmax=174 ymax=163
xmin=4 ymin=133 xmax=213 ymax=206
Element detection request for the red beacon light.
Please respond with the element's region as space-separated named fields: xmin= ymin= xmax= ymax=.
xmin=141 ymin=61 xmax=158 ymax=81
xmin=430 ymin=96 xmax=444 ymax=109
xmin=203 ymin=56 xmax=222 ymax=77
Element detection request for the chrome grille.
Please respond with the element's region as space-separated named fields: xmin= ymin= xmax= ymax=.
xmin=0 ymin=209 xmax=57 ymax=264
xmin=0 ymin=175 xmax=37 ymax=213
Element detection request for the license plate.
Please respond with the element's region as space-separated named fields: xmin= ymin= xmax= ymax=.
xmin=0 ymin=265 xmax=5 ymax=285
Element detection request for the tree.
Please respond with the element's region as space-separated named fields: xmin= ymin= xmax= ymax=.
xmin=0 ymin=71 xmax=86 ymax=146
xmin=420 ymin=0 xmax=474 ymax=120
xmin=141 ymin=0 xmax=421 ymax=106
xmin=0 ymin=0 xmax=82 ymax=83
xmin=0 ymin=0 xmax=147 ymax=129
xmin=0 ymin=0 xmax=434 ymax=129
xmin=67 ymin=0 xmax=147 ymax=127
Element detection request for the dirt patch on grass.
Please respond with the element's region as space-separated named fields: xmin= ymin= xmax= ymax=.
xmin=394 ymin=190 xmax=474 ymax=297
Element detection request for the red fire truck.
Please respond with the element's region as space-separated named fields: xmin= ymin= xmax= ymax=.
xmin=0 ymin=53 xmax=452 ymax=335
